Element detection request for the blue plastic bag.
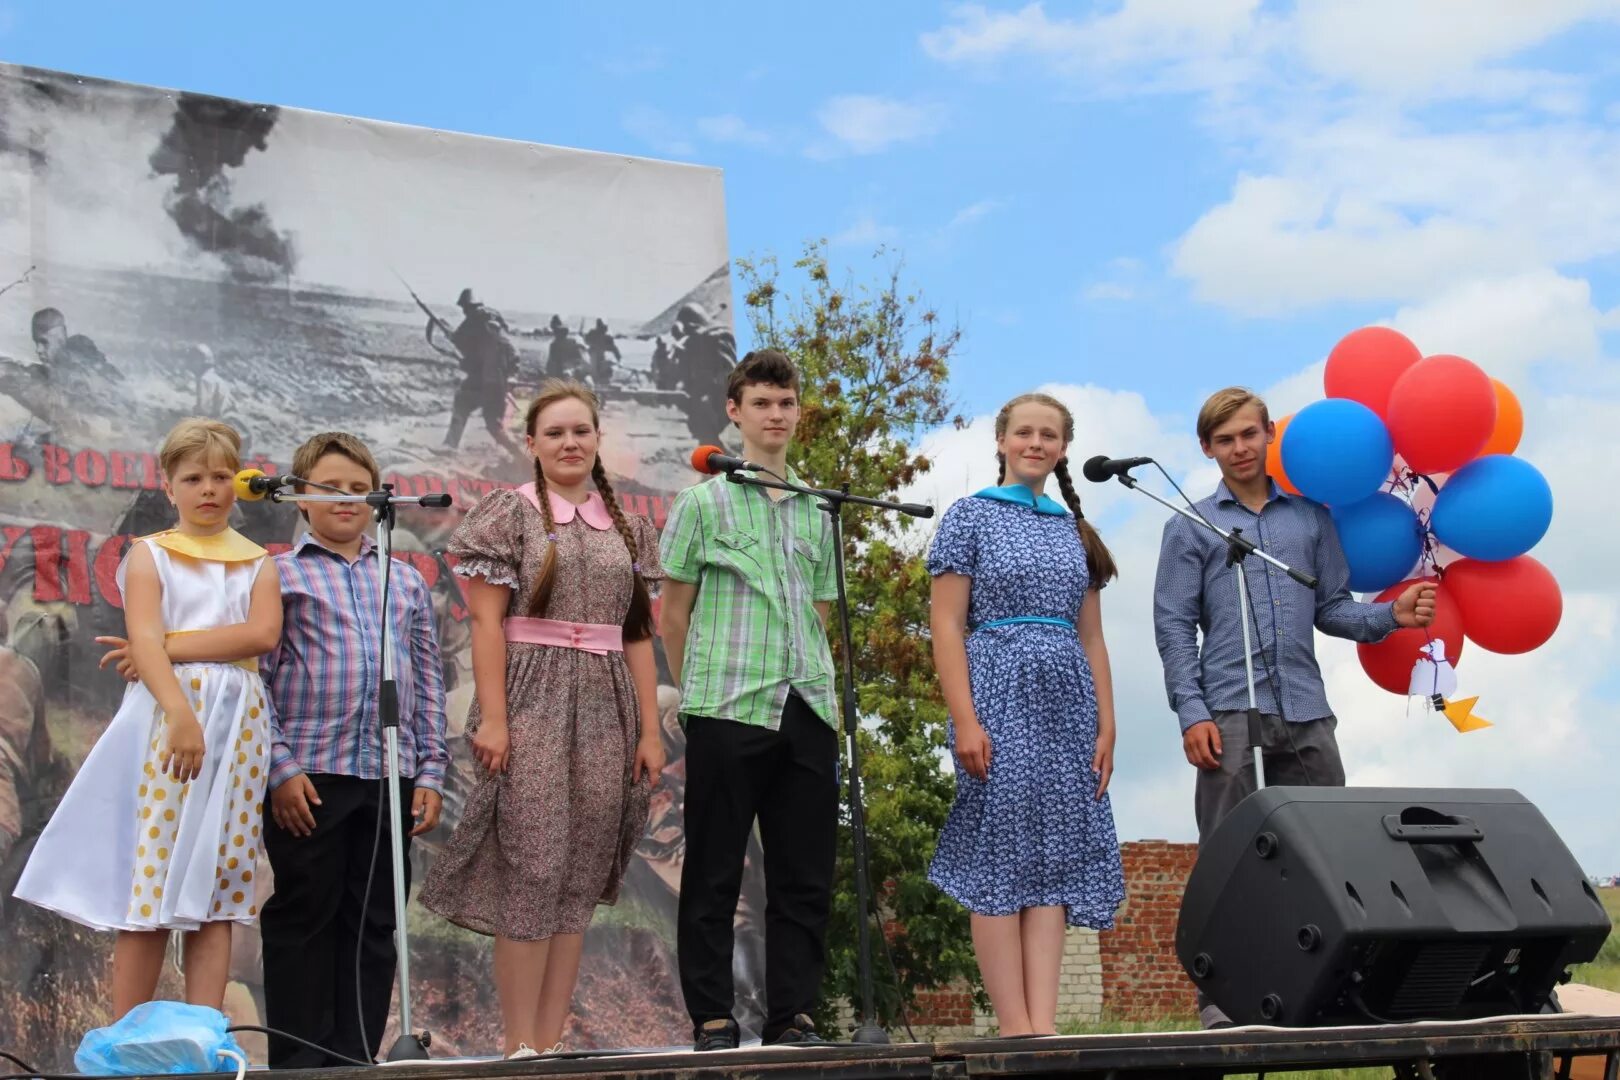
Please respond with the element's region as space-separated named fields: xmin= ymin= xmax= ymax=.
xmin=75 ymin=1001 xmax=245 ymax=1076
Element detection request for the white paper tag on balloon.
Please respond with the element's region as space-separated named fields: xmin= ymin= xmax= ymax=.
xmin=1408 ymin=638 xmax=1458 ymax=699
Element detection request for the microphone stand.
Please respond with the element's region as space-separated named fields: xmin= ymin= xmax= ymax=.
xmin=273 ymin=483 xmax=453 ymax=1061
xmin=722 ymin=466 xmax=933 ymax=1045
xmin=1103 ymin=468 xmax=1316 ymax=790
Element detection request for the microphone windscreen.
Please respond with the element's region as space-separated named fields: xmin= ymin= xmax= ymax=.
xmin=1081 ymin=455 xmax=1113 ymax=484
xmin=689 ymin=445 xmax=725 ymax=474
xmin=233 ymin=468 xmax=266 ymax=501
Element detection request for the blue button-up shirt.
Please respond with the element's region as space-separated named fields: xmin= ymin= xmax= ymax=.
xmin=261 ymin=532 xmax=450 ymax=792
xmin=1153 ymin=481 xmax=1399 ymax=733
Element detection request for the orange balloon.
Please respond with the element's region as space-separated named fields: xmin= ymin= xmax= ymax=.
xmin=1479 ymin=379 xmax=1523 ymax=457
xmin=1267 ymin=414 xmax=1301 ymax=495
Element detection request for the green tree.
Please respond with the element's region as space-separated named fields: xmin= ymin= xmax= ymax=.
xmin=735 ymin=241 xmax=982 ymax=1034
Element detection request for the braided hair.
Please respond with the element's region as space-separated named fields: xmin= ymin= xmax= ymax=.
xmin=522 ymin=379 xmax=654 ymax=639
xmin=994 ymin=392 xmax=1118 ymax=585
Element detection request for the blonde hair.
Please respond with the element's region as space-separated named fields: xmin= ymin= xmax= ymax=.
xmin=159 ymin=417 xmax=242 ymax=477
xmin=994 ymin=392 xmax=1118 ymax=585
xmin=1197 ymin=387 xmax=1270 ymax=446
xmin=521 ymin=379 xmax=654 ymax=642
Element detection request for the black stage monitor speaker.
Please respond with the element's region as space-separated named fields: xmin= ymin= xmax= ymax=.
xmin=1176 ymin=787 xmax=1612 ymax=1027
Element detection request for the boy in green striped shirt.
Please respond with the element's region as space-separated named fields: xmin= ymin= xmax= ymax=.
xmin=659 ymin=349 xmax=839 ymax=1051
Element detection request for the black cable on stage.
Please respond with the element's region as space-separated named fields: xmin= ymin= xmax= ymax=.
xmin=0 ymin=1053 xmax=40 ymax=1076
xmin=226 ymin=1025 xmax=373 ymax=1067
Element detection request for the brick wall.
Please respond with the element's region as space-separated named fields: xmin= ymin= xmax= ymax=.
xmin=856 ymin=841 xmax=1199 ymax=1035
xmin=1098 ymin=840 xmax=1200 ymax=1020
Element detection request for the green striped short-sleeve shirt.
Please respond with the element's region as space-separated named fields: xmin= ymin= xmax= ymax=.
xmin=658 ymin=470 xmax=839 ymax=730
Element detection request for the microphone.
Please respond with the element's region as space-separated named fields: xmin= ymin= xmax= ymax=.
xmin=1081 ymin=455 xmax=1153 ymax=483
xmin=232 ymin=469 xmax=301 ymax=501
xmin=689 ymin=445 xmax=766 ymax=475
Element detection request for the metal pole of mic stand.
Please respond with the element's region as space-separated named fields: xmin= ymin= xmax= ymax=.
xmin=1227 ymin=531 xmax=1265 ymax=789
xmin=1102 ymin=471 xmax=1319 ymax=791
xmin=278 ymin=484 xmax=453 ymax=1061
xmin=723 ymin=470 xmax=932 ymax=1046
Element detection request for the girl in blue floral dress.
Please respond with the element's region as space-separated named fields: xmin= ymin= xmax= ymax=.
xmin=927 ymin=392 xmax=1126 ymax=1036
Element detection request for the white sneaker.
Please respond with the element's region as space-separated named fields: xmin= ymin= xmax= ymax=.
xmin=542 ymin=1043 xmax=564 ymax=1056
xmin=507 ymin=1044 xmax=541 ymax=1060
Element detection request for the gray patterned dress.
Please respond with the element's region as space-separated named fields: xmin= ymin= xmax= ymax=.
xmin=419 ymin=487 xmax=662 ymax=940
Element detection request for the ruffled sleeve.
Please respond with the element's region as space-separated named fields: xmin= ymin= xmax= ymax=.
xmin=630 ymin=514 xmax=665 ymax=583
xmin=925 ymin=498 xmax=979 ymax=578
xmin=447 ymin=487 xmax=526 ymax=588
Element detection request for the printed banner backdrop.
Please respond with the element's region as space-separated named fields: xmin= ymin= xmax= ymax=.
xmin=0 ymin=63 xmax=758 ymax=1064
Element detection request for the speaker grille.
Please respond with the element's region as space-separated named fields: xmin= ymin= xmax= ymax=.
xmin=1387 ymin=942 xmax=1490 ymax=1017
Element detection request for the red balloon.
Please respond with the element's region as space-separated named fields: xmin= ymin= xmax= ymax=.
xmin=1324 ymin=327 xmax=1423 ymax=418
xmin=1444 ymin=556 xmax=1562 ymax=654
xmin=1385 ymin=354 xmax=1497 ymax=475
xmin=1356 ymin=578 xmax=1465 ymax=695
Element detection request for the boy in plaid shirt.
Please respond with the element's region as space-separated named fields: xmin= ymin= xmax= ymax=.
xmin=260 ymin=432 xmax=449 ymax=1067
xmin=659 ymin=350 xmax=839 ymax=1051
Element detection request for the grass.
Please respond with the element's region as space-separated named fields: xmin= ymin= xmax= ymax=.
xmin=1570 ymin=886 xmax=1620 ymax=993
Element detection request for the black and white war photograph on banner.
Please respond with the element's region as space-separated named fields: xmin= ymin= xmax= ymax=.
xmin=0 ymin=62 xmax=756 ymax=1063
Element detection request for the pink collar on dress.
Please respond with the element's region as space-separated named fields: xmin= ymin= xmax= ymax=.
xmin=515 ymin=482 xmax=614 ymax=530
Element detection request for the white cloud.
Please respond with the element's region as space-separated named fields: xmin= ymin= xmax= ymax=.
xmin=828 ymin=214 xmax=899 ymax=250
xmin=921 ymin=0 xmax=1265 ymax=91
xmin=947 ymin=199 xmax=1003 ymax=229
xmin=1080 ymin=256 xmax=1147 ymax=303
xmin=1083 ymin=282 xmax=1136 ymax=302
xmin=1292 ymin=0 xmax=1619 ymax=100
xmin=696 ymin=113 xmax=774 ymax=149
xmin=922 ymin=2 xmax=1620 ymax=318
xmin=812 ymin=95 xmax=945 ymax=156
xmin=619 ymin=106 xmax=695 ymax=158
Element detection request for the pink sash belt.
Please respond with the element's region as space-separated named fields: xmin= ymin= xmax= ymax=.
xmin=503 ymin=616 xmax=624 ymax=655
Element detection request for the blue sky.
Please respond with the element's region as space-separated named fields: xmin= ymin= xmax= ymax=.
xmin=6 ymin=1 xmax=1620 ymax=870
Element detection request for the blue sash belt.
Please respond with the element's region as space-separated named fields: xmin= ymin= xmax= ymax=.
xmin=970 ymin=616 xmax=1073 ymax=634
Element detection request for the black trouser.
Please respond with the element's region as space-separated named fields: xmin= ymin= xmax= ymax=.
xmin=261 ymin=774 xmax=415 ymax=1068
xmin=677 ymin=694 xmax=838 ymax=1042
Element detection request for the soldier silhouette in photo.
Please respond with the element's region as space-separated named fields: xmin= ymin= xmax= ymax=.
xmin=669 ymin=303 xmax=736 ymax=445
xmin=0 ymin=308 xmax=123 ymax=448
xmin=545 ymin=314 xmax=589 ymax=381
xmin=440 ymin=289 xmax=522 ymax=457
xmin=650 ymin=336 xmax=676 ymax=391
xmin=584 ymin=318 xmax=622 ymax=386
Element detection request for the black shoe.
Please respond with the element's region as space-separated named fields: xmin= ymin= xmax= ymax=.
xmin=694 ymin=1018 xmax=740 ymax=1052
xmin=768 ymin=1014 xmax=826 ymax=1045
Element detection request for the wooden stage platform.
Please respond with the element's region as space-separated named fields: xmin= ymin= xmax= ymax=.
xmin=243 ymin=1014 xmax=1620 ymax=1080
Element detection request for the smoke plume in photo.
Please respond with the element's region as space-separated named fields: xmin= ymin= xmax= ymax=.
xmin=148 ymin=94 xmax=298 ymax=282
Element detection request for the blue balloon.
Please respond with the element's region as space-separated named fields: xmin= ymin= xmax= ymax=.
xmin=1430 ymin=454 xmax=1553 ymax=561
xmin=1331 ymin=493 xmax=1425 ymax=593
xmin=1281 ymin=398 xmax=1393 ymax=506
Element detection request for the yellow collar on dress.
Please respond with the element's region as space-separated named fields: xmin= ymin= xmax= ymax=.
xmin=145 ymin=527 xmax=267 ymax=563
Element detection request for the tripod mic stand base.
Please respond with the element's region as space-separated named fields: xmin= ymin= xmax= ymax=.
xmin=385 ymin=1032 xmax=431 ymax=1062
xmin=851 ymin=1022 xmax=891 ymax=1045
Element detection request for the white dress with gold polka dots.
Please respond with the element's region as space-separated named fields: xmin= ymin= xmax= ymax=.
xmin=14 ymin=529 xmax=272 ymax=932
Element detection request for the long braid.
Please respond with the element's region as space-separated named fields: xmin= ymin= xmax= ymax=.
xmin=996 ymin=453 xmax=1006 ymax=485
xmin=1054 ymin=458 xmax=1118 ymax=585
xmin=591 ymin=459 xmax=654 ymax=641
xmin=525 ymin=456 xmax=562 ymax=617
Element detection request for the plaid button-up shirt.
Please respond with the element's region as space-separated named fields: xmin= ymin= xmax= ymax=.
xmin=261 ymin=532 xmax=450 ymax=792
xmin=660 ymin=470 xmax=839 ymax=730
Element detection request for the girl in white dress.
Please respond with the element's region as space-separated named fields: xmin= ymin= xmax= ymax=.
xmin=14 ymin=418 xmax=283 ymax=1018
